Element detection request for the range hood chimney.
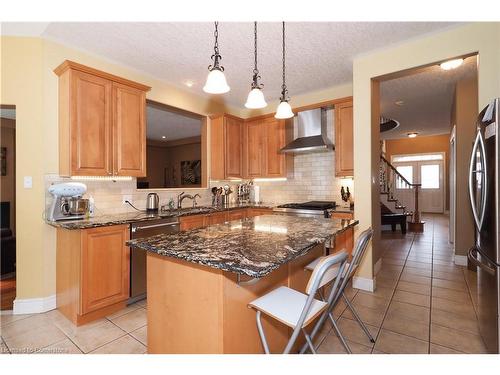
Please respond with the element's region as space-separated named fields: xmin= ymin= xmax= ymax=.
xmin=280 ymin=107 xmax=333 ymax=154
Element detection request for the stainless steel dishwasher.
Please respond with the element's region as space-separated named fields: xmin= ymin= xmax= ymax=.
xmin=129 ymin=217 xmax=180 ymax=304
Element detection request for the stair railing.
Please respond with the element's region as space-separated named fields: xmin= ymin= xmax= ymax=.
xmin=380 ymin=155 xmax=423 ymax=225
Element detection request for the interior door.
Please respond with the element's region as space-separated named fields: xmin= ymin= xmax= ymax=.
xmin=419 ymin=160 xmax=445 ymax=213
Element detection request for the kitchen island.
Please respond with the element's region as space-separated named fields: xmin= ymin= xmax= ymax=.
xmin=128 ymin=215 xmax=358 ymax=354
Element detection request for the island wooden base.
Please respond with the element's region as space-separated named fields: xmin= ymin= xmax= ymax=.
xmin=147 ymin=227 xmax=354 ymax=354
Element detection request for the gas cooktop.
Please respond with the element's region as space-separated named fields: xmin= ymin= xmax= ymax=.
xmin=276 ymin=201 xmax=337 ymax=210
xmin=273 ymin=201 xmax=336 ymax=217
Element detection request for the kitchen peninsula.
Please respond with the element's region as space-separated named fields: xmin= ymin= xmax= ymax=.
xmin=128 ymin=215 xmax=358 ymax=353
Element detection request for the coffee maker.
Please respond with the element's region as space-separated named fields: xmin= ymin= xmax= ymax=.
xmin=47 ymin=182 xmax=89 ymax=221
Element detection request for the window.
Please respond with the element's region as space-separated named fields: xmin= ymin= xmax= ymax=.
xmin=396 ymin=166 xmax=413 ymax=189
xmin=421 ymin=164 xmax=440 ymax=189
xmin=393 ymin=154 xmax=443 ymax=163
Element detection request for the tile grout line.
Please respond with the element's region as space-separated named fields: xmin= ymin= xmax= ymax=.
xmin=370 ymin=231 xmax=417 ymax=352
xmin=428 ymin=215 xmax=435 ymax=354
xmin=1 ymin=335 xmax=11 ymax=354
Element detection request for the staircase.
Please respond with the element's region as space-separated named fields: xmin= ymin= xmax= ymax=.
xmin=379 ymin=155 xmax=425 ymax=232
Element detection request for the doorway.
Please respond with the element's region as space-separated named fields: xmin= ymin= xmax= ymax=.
xmin=392 ymin=153 xmax=445 ymax=213
xmin=0 ymin=104 xmax=16 ymax=310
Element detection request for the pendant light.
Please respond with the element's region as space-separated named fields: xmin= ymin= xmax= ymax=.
xmin=275 ymin=21 xmax=294 ymax=119
xmin=245 ymin=22 xmax=267 ymax=109
xmin=203 ymin=22 xmax=230 ymax=94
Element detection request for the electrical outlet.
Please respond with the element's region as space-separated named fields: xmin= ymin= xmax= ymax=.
xmin=123 ymin=195 xmax=132 ymax=205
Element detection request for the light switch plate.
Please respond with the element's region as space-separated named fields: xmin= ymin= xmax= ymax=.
xmin=24 ymin=176 xmax=33 ymax=189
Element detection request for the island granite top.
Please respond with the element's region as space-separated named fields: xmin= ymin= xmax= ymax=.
xmin=127 ymin=215 xmax=358 ymax=278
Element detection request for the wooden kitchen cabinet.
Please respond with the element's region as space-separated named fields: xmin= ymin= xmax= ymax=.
xmin=335 ymin=100 xmax=354 ymax=177
xmin=227 ymin=209 xmax=246 ymax=221
xmin=54 ymin=60 xmax=150 ymax=177
xmin=330 ymin=211 xmax=354 ymax=220
xmin=211 ymin=114 xmax=244 ymax=179
xmin=179 ymin=214 xmax=209 ymax=231
xmin=264 ymin=117 xmax=286 ymax=177
xmin=245 ymin=119 xmax=265 ymax=178
xmin=56 ymin=224 xmax=130 ymax=325
xmin=246 ymin=208 xmax=273 ymax=217
xmin=209 ymin=211 xmax=227 ymax=225
xmin=244 ymin=116 xmax=286 ymax=178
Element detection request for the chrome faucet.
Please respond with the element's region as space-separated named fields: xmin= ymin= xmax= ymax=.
xmin=177 ymin=192 xmax=202 ymax=208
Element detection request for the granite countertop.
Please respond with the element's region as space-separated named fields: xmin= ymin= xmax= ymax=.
xmin=46 ymin=203 xmax=275 ymax=230
xmin=127 ymin=215 xmax=359 ymax=278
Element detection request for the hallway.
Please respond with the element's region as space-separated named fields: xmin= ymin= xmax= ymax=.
xmin=317 ymin=213 xmax=487 ymax=354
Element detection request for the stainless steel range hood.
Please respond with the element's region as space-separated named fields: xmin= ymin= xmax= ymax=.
xmin=280 ymin=107 xmax=333 ymax=154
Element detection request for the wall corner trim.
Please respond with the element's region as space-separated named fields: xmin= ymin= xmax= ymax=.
xmin=454 ymin=255 xmax=468 ymax=267
xmin=353 ymin=276 xmax=375 ymax=292
xmin=13 ymin=294 xmax=56 ymax=315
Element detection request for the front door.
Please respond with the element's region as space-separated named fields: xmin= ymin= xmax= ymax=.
xmin=392 ymin=153 xmax=445 ymax=214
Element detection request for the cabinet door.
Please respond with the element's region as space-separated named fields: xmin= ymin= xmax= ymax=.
xmin=265 ymin=118 xmax=286 ymax=177
xmin=246 ymin=208 xmax=273 ymax=217
xmin=113 ymin=83 xmax=147 ymax=177
xmin=70 ymin=70 xmax=113 ymax=176
xmin=81 ymin=225 xmax=130 ymax=314
xmin=209 ymin=212 xmax=227 ymax=225
xmin=227 ymin=209 xmax=246 ymax=222
xmin=335 ymin=101 xmax=354 ymax=177
xmin=245 ymin=120 xmax=265 ymax=177
xmin=225 ymin=116 xmax=243 ymax=178
xmin=180 ymin=215 xmax=208 ymax=231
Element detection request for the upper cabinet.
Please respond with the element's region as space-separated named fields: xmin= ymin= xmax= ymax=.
xmin=210 ymin=114 xmax=244 ymax=179
xmin=335 ymin=100 xmax=354 ymax=177
xmin=54 ymin=60 xmax=151 ymax=177
xmin=244 ymin=116 xmax=286 ymax=178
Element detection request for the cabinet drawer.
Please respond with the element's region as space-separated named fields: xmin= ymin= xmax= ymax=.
xmin=330 ymin=212 xmax=354 ymax=220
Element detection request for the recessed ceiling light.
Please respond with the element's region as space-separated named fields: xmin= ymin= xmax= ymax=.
xmin=440 ymin=58 xmax=464 ymax=70
xmin=395 ymin=100 xmax=404 ymax=106
xmin=184 ymin=80 xmax=194 ymax=88
xmin=162 ymin=136 xmax=166 ymax=139
xmin=407 ymin=132 xmax=418 ymax=138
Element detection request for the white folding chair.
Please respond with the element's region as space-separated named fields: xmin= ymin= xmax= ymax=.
xmin=248 ymin=251 xmax=349 ymax=354
xmin=301 ymin=228 xmax=374 ymax=353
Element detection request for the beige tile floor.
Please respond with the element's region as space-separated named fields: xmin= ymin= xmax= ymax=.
xmin=0 ymin=214 xmax=487 ymax=354
xmin=315 ymin=213 xmax=488 ymax=354
xmin=1 ymin=299 xmax=147 ymax=354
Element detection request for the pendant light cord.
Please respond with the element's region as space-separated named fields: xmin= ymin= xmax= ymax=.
xmin=209 ymin=21 xmax=224 ymax=71
xmin=254 ymin=21 xmax=258 ymax=73
xmin=280 ymin=21 xmax=288 ymax=101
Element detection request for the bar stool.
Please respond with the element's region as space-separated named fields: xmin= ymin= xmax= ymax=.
xmin=248 ymin=251 xmax=348 ymax=354
xmin=302 ymin=228 xmax=374 ymax=354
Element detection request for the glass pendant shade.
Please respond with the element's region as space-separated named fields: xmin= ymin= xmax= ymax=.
xmin=203 ymin=68 xmax=230 ymax=94
xmin=274 ymin=100 xmax=294 ymax=119
xmin=245 ymin=88 xmax=267 ymax=109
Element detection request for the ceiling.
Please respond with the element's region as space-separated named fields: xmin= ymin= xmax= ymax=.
xmin=380 ymin=55 xmax=477 ymax=140
xmin=1 ymin=22 xmax=460 ymax=108
xmin=147 ymin=105 xmax=201 ymax=142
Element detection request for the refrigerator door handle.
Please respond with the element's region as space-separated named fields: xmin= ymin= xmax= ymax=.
xmin=468 ymin=247 xmax=496 ymax=276
xmin=468 ymin=130 xmax=488 ymax=231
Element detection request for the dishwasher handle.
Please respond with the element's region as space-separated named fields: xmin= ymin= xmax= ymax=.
xmin=131 ymin=221 xmax=179 ymax=233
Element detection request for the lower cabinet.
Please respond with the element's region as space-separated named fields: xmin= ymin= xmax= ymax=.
xmin=180 ymin=208 xmax=273 ymax=231
xmin=56 ymin=224 xmax=130 ymax=326
xmin=330 ymin=211 xmax=354 ymax=220
xmin=179 ymin=215 xmax=209 ymax=230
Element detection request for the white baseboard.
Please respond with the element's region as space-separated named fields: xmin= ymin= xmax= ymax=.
xmin=352 ymin=276 xmax=375 ymax=292
xmin=454 ymin=255 xmax=467 ymax=266
xmin=13 ymin=294 xmax=56 ymax=315
xmin=374 ymin=258 xmax=383 ymax=275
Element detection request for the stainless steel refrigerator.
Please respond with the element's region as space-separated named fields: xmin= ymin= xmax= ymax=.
xmin=467 ymin=98 xmax=500 ymax=354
